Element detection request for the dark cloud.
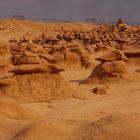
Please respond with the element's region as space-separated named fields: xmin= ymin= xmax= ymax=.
xmin=0 ymin=0 xmax=140 ymax=22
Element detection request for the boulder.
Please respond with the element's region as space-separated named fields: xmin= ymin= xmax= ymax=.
xmin=92 ymin=86 xmax=108 ymax=95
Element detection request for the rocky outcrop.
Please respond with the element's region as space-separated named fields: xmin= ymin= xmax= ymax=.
xmin=85 ymin=61 xmax=130 ymax=84
xmin=85 ymin=50 xmax=132 ymax=84
xmin=7 ymin=19 xmax=140 ymax=69
xmin=0 ymin=44 xmax=82 ymax=102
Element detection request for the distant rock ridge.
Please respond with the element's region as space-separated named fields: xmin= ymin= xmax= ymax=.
xmin=12 ymin=15 xmax=26 ymax=20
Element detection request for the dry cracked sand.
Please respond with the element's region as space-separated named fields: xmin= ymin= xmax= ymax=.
xmin=0 ymin=19 xmax=140 ymax=140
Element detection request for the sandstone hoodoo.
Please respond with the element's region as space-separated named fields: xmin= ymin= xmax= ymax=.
xmin=5 ymin=18 xmax=140 ymax=69
xmin=0 ymin=64 xmax=79 ymax=102
xmin=0 ymin=58 xmax=80 ymax=102
xmin=85 ymin=50 xmax=132 ymax=84
xmin=0 ymin=44 xmax=82 ymax=102
xmin=9 ymin=40 xmax=95 ymax=69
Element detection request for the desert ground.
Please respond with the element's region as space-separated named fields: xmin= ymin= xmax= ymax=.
xmin=0 ymin=19 xmax=140 ymax=140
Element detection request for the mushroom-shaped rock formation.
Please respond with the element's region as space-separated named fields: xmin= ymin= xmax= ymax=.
xmin=85 ymin=50 xmax=132 ymax=84
xmin=0 ymin=47 xmax=81 ymax=102
xmin=0 ymin=42 xmax=86 ymax=102
xmin=85 ymin=61 xmax=131 ymax=84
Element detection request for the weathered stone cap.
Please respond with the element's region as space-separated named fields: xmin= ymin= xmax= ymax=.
xmin=10 ymin=64 xmax=65 ymax=74
xmin=96 ymin=50 xmax=127 ymax=62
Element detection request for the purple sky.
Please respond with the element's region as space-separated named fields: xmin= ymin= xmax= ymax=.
xmin=0 ymin=0 xmax=140 ymax=22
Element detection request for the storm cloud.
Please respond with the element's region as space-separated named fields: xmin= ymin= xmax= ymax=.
xmin=0 ymin=0 xmax=140 ymax=22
